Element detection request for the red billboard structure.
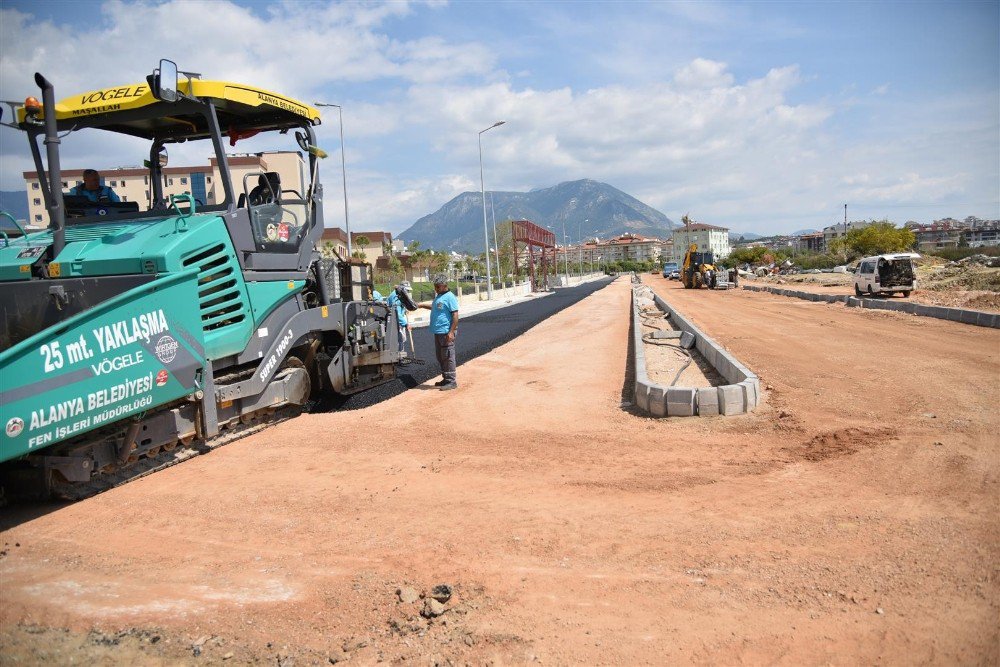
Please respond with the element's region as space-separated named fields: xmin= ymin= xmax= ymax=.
xmin=511 ymin=219 xmax=556 ymax=292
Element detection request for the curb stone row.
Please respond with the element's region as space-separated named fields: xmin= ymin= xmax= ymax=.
xmin=632 ymin=287 xmax=760 ymax=418
xmin=740 ymin=284 xmax=1000 ymax=329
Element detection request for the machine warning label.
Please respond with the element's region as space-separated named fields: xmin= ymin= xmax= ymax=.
xmin=17 ymin=246 xmax=45 ymax=259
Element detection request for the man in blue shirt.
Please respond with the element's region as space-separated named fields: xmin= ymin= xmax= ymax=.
xmin=385 ymin=281 xmax=412 ymax=355
xmin=68 ymin=169 xmax=121 ymax=203
xmin=418 ymin=274 xmax=459 ymax=390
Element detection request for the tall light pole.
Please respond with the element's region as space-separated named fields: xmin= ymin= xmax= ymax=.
xmin=479 ymin=120 xmax=505 ymax=300
xmin=314 ymin=103 xmax=352 ymax=256
xmin=578 ymin=218 xmax=588 ymax=281
xmin=561 ymin=220 xmax=569 ymax=286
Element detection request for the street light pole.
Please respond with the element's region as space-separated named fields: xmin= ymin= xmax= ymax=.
xmin=479 ymin=120 xmax=505 ymax=300
xmin=561 ymin=220 xmax=569 ymax=286
xmin=314 ymin=103 xmax=351 ymax=256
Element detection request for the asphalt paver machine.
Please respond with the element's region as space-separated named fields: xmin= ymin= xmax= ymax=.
xmin=0 ymin=61 xmax=401 ymax=498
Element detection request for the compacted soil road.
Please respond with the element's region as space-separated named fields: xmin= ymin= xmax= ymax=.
xmin=1 ymin=277 xmax=997 ymax=665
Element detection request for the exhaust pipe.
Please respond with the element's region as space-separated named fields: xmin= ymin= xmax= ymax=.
xmin=35 ymin=73 xmax=66 ymax=259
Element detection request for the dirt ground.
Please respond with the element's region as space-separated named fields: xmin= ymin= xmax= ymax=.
xmin=1 ymin=277 xmax=998 ymax=665
xmin=756 ymin=264 xmax=1000 ymax=313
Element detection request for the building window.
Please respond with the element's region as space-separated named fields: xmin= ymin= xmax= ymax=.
xmin=122 ymin=196 xmax=128 ymax=202
xmin=206 ymin=176 xmax=212 ymax=183
xmin=180 ymin=177 xmax=187 ymax=185
xmin=62 ymin=181 xmax=68 ymax=188
xmin=145 ymin=190 xmax=150 ymax=198
xmin=168 ymin=178 xmax=174 ymax=186
xmin=35 ymin=214 xmax=43 ymax=222
xmin=33 ymin=198 xmax=40 ymax=205
xmin=32 ymin=182 xmax=39 ymax=190
xmin=144 ymin=175 xmax=148 ymax=184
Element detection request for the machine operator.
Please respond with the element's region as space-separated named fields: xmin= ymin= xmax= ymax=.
xmin=68 ymin=169 xmax=121 ymax=203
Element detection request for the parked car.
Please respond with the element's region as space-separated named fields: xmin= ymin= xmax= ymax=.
xmin=853 ymin=253 xmax=920 ymax=297
xmin=662 ymin=262 xmax=680 ymax=279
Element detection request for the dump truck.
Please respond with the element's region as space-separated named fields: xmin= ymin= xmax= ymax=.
xmin=680 ymin=243 xmax=718 ymax=289
xmin=0 ymin=61 xmax=402 ymax=498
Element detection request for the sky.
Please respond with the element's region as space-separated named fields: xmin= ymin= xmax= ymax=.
xmin=0 ymin=0 xmax=997 ymax=237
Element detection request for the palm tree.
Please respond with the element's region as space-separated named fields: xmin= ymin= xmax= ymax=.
xmin=354 ymin=234 xmax=370 ymax=262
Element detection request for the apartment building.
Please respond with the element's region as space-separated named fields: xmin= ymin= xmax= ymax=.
xmin=908 ymin=222 xmax=964 ymax=251
xmin=23 ymin=151 xmax=305 ymax=226
xmin=792 ymin=232 xmax=825 ymax=253
xmin=963 ymin=222 xmax=1000 ymax=248
xmin=671 ymin=223 xmax=731 ymax=263
xmin=822 ymin=219 xmax=873 ymax=249
xmin=319 ymin=228 xmax=393 ymax=262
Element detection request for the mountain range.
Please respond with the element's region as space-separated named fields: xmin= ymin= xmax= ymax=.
xmin=399 ymin=179 xmax=674 ymax=253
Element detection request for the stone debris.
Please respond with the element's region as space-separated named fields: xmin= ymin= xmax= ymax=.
xmin=328 ymin=648 xmax=349 ymax=663
xmin=342 ymin=637 xmax=368 ymax=652
xmin=428 ymin=584 xmax=453 ymax=603
xmin=421 ymin=598 xmax=447 ymax=618
xmin=396 ymin=586 xmax=420 ymax=604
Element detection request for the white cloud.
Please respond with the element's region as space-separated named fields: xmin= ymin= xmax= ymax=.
xmin=673 ymin=58 xmax=735 ymax=89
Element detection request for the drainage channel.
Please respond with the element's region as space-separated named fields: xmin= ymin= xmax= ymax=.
xmin=631 ymin=285 xmax=761 ymax=417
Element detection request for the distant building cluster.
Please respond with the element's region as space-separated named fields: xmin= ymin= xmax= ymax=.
xmin=554 ymin=224 xmax=733 ymax=268
xmin=733 ymin=216 xmax=1000 ymax=254
xmin=904 ymin=217 xmax=1000 ymax=252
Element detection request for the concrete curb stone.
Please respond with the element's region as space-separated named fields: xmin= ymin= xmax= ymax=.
xmin=745 ymin=283 xmax=999 ymax=328
xmin=696 ymin=387 xmax=719 ymax=416
xmin=632 ymin=287 xmax=759 ymax=418
xmin=718 ymin=384 xmax=745 ymax=416
xmin=647 ymin=385 xmax=667 ymax=417
xmin=666 ymin=387 xmax=696 ymax=417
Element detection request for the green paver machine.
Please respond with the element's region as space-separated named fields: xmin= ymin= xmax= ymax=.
xmin=0 ymin=61 xmax=400 ymax=498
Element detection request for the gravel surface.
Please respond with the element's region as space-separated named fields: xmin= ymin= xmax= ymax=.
xmin=327 ymin=277 xmax=615 ymax=410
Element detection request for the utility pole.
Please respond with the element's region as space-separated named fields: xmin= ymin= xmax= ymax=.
xmin=844 ymin=203 xmax=848 ymax=261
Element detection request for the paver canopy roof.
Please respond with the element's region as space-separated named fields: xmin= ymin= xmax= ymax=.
xmin=18 ymin=79 xmax=321 ymax=140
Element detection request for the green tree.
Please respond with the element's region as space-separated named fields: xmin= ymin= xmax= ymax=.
xmin=353 ymin=235 xmax=370 ymax=262
xmin=430 ymin=250 xmax=449 ymax=275
xmin=829 ymin=220 xmax=916 ymax=259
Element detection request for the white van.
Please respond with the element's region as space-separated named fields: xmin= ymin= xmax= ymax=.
xmin=853 ymin=253 xmax=919 ymax=297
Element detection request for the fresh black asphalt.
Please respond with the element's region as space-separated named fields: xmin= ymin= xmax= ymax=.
xmin=327 ymin=277 xmax=615 ymax=410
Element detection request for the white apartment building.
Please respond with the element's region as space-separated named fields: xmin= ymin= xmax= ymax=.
xmin=671 ymin=223 xmax=731 ymax=263
xmin=23 ymin=151 xmax=305 ymax=226
xmin=822 ymin=219 xmax=872 ymax=249
xmin=556 ymin=233 xmax=668 ymax=266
